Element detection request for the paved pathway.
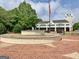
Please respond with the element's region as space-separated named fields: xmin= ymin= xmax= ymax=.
xmin=0 ymin=35 xmax=79 ymax=59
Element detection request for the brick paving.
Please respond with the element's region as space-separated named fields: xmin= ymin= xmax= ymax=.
xmin=0 ymin=35 xmax=79 ymax=59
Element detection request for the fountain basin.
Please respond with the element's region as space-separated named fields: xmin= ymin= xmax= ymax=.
xmin=0 ymin=32 xmax=62 ymax=44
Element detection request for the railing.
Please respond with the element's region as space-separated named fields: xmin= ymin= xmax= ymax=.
xmin=36 ymin=23 xmax=71 ymax=28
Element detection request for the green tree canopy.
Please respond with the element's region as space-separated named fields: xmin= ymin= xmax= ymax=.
xmin=73 ymin=22 xmax=79 ymax=31
xmin=0 ymin=1 xmax=39 ymax=33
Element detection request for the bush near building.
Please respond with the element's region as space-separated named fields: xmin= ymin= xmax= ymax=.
xmin=73 ymin=22 xmax=79 ymax=31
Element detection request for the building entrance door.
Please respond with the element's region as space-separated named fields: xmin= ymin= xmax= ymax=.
xmin=56 ymin=28 xmax=64 ymax=33
xmin=66 ymin=27 xmax=69 ymax=32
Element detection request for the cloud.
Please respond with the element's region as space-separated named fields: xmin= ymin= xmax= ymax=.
xmin=57 ymin=4 xmax=79 ymax=23
xmin=26 ymin=0 xmax=79 ymax=23
xmin=0 ymin=0 xmax=24 ymax=10
xmin=26 ymin=0 xmax=61 ymax=21
xmin=0 ymin=0 xmax=79 ymax=23
xmin=71 ymin=8 xmax=79 ymax=23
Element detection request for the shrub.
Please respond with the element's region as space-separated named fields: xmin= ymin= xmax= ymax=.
xmin=73 ymin=22 xmax=79 ymax=31
xmin=0 ymin=23 xmax=6 ymax=34
xmin=12 ymin=24 xmax=22 ymax=33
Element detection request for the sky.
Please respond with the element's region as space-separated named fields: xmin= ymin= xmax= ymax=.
xmin=0 ymin=0 xmax=79 ymax=23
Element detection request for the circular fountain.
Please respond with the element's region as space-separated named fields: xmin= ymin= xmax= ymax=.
xmin=0 ymin=31 xmax=62 ymax=44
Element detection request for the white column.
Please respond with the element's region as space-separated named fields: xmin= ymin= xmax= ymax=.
xmin=64 ymin=27 xmax=66 ymax=32
xmin=64 ymin=24 xmax=66 ymax=32
xmin=55 ymin=24 xmax=56 ymax=32
xmin=39 ymin=25 xmax=40 ymax=30
xmin=46 ymin=24 xmax=48 ymax=31
xmin=32 ymin=27 xmax=34 ymax=31
xmin=46 ymin=27 xmax=48 ymax=31
xmin=69 ymin=27 xmax=72 ymax=32
xmin=55 ymin=27 xmax=56 ymax=32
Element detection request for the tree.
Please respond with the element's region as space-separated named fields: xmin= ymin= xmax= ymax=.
xmin=16 ymin=2 xmax=38 ymax=29
xmin=0 ymin=1 xmax=39 ymax=33
xmin=73 ymin=22 xmax=79 ymax=31
xmin=12 ymin=24 xmax=22 ymax=33
xmin=0 ymin=23 xmax=6 ymax=34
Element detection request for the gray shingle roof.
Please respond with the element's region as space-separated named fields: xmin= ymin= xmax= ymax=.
xmin=38 ymin=20 xmax=69 ymax=24
xmin=53 ymin=20 xmax=69 ymax=23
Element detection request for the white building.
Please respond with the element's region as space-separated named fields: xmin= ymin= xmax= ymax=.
xmin=36 ymin=14 xmax=73 ymax=32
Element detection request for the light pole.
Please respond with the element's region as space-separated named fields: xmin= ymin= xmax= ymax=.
xmin=48 ymin=0 xmax=51 ymax=32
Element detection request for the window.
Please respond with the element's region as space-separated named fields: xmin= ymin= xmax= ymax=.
xmin=66 ymin=24 xmax=69 ymax=26
xmin=49 ymin=24 xmax=55 ymax=26
xmin=40 ymin=24 xmax=46 ymax=26
xmin=56 ymin=24 xmax=64 ymax=26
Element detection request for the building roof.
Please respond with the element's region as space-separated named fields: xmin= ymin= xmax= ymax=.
xmin=38 ymin=21 xmax=49 ymax=24
xmin=53 ymin=20 xmax=69 ymax=23
xmin=38 ymin=20 xmax=69 ymax=24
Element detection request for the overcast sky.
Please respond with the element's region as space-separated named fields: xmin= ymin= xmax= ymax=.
xmin=0 ymin=0 xmax=79 ymax=23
